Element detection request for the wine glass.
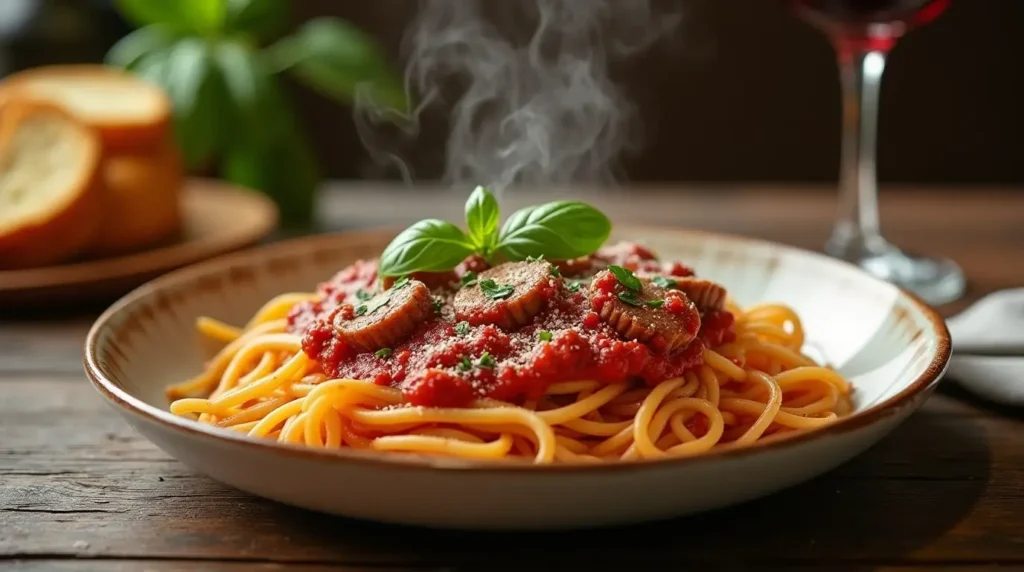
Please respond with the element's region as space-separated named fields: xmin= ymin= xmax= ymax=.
xmin=784 ymin=0 xmax=965 ymax=305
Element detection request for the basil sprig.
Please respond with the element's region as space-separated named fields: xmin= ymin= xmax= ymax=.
xmin=378 ymin=186 xmax=612 ymax=277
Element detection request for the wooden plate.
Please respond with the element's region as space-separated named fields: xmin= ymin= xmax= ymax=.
xmin=0 ymin=178 xmax=277 ymax=311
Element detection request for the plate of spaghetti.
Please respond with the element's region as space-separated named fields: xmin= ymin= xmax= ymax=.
xmin=84 ymin=187 xmax=950 ymax=529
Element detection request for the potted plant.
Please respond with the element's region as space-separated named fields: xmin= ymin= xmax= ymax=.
xmin=105 ymin=0 xmax=406 ymax=229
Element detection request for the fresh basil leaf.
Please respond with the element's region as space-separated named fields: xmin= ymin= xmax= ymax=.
xmin=225 ymin=0 xmax=289 ymax=40
xmin=265 ymin=18 xmax=407 ymax=113
xmin=465 ymin=186 xmax=500 ymax=252
xmin=608 ymin=265 xmax=642 ymax=292
xmin=105 ymin=25 xmax=178 ymax=70
xmin=497 ymin=201 xmax=611 ymax=261
xmin=378 ymin=219 xmax=476 ymax=277
xmin=115 ymin=0 xmax=226 ymax=34
xmin=479 ymin=279 xmax=515 ymax=301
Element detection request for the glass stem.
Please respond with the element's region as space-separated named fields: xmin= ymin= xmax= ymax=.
xmin=827 ymin=45 xmax=890 ymax=260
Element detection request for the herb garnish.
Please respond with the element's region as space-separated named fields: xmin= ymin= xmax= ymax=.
xmin=549 ymin=265 xmax=561 ymax=278
xmin=458 ymin=356 xmax=473 ymax=371
xmin=432 ymin=298 xmax=444 ymax=314
xmin=567 ymin=280 xmax=583 ymax=293
xmin=455 ymin=321 xmax=470 ymax=335
xmin=538 ymin=331 xmax=553 ymax=342
xmin=618 ymin=291 xmax=643 ymax=307
xmin=479 ymin=279 xmax=515 ymax=300
xmin=646 ymin=299 xmax=665 ymax=308
xmin=478 ymin=352 xmax=497 ymax=368
xmin=378 ymin=186 xmax=611 ymax=277
xmin=355 ymin=289 xmax=373 ymax=301
xmin=355 ymin=304 xmax=368 ymax=316
xmin=391 ymin=276 xmax=410 ymax=290
xmin=652 ymin=275 xmax=677 ymax=289
xmin=609 ymin=265 xmax=642 ymax=292
xmin=460 ymin=271 xmax=478 ymax=287
xmin=375 ymin=348 xmax=393 ymax=359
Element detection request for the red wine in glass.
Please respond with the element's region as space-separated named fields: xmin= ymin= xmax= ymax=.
xmin=781 ymin=0 xmax=964 ymax=305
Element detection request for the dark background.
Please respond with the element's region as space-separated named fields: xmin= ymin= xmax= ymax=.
xmin=3 ymin=0 xmax=1021 ymax=185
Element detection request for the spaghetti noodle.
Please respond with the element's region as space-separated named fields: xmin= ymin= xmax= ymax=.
xmin=167 ymin=242 xmax=853 ymax=464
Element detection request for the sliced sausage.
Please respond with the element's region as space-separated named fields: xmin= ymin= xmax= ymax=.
xmin=588 ymin=270 xmax=701 ymax=354
xmin=332 ymin=279 xmax=433 ymax=352
xmin=453 ymin=260 xmax=557 ymax=329
xmin=672 ymin=277 xmax=727 ymax=313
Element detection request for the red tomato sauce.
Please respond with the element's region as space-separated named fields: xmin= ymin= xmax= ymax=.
xmin=289 ymin=242 xmax=734 ymax=408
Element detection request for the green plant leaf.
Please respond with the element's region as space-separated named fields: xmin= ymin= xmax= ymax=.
xmin=266 ymin=18 xmax=407 ymax=113
xmin=105 ymin=25 xmax=178 ymax=69
xmin=114 ymin=0 xmax=227 ymax=34
xmin=378 ymin=220 xmax=476 ymax=277
xmin=465 ymin=185 xmax=499 ymax=253
xmin=497 ymin=201 xmax=612 ymax=261
xmin=225 ymin=0 xmax=289 ymax=40
xmin=213 ymin=38 xmax=284 ymax=142
xmin=222 ymin=119 xmax=319 ymax=229
xmin=161 ymin=37 xmax=229 ymax=169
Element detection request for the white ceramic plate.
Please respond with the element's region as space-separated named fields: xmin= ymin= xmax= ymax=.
xmin=84 ymin=228 xmax=951 ymax=530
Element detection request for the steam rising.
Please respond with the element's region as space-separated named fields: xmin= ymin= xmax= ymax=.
xmin=355 ymin=0 xmax=679 ymax=194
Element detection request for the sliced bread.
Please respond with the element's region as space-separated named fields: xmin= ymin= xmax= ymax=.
xmin=0 ymin=99 xmax=103 ymax=269
xmin=0 ymin=65 xmax=173 ymax=152
xmin=88 ymin=140 xmax=184 ymax=256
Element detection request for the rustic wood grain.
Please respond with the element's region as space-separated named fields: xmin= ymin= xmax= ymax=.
xmin=2 ymin=186 xmax=1024 ymax=570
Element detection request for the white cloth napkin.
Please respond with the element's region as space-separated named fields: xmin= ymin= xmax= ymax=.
xmin=945 ymin=288 xmax=1024 ymax=406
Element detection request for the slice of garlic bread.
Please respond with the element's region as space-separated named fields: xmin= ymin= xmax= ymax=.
xmin=0 ymin=100 xmax=102 ymax=269
xmin=0 ymin=65 xmax=172 ymax=152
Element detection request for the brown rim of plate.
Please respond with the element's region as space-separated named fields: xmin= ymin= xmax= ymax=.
xmin=83 ymin=226 xmax=952 ymax=474
xmin=0 ymin=178 xmax=278 ymax=290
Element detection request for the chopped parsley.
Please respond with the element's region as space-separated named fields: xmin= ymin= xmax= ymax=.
xmin=460 ymin=271 xmax=478 ymax=287
xmin=478 ymin=351 xmax=497 ymax=368
xmin=525 ymin=254 xmax=545 ymax=262
xmin=646 ymin=299 xmax=665 ymax=308
xmin=617 ymin=290 xmax=643 ymax=307
xmin=355 ymin=289 xmax=373 ymax=301
xmin=458 ymin=356 xmax=473 ymax=371
xmin=549 ymin=265 xmax=561 ymax=278
xmin=609 ymin=265 xmax=642 ymax=292
xmin=653 ymin=275 xmax=677 ymax=289
xmin=432 ymin=297 xmax=444 ymax=314
xmin=566 ymin=280 xmax=583 ymax=293
xmin=354 ymin=304 xmax=368 ymax=316
xmin=538 ymin=331 xmax=553 ymax=342
xmin=375 ymin=348 xmax=393 ymax=359
xmin=455 ymin=321 xmax=470 ymax=335
xmin=479 ymin=279 xmax=515 ymax=300
xmin=390 ymin=276 xmax=410 ymax=290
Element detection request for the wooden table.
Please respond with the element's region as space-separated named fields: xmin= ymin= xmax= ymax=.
xmin=3 ymin=184 xmax=1024 ymax=571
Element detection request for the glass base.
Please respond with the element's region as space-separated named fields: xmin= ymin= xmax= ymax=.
xmin=825 ymin=234 xmax=966 ymax=306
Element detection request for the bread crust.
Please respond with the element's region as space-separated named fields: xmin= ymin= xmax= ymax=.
xmin=0 ymin=99 xmax=103 ymax=269
xmin=0 ymin=65 xmax=173 ymax=152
